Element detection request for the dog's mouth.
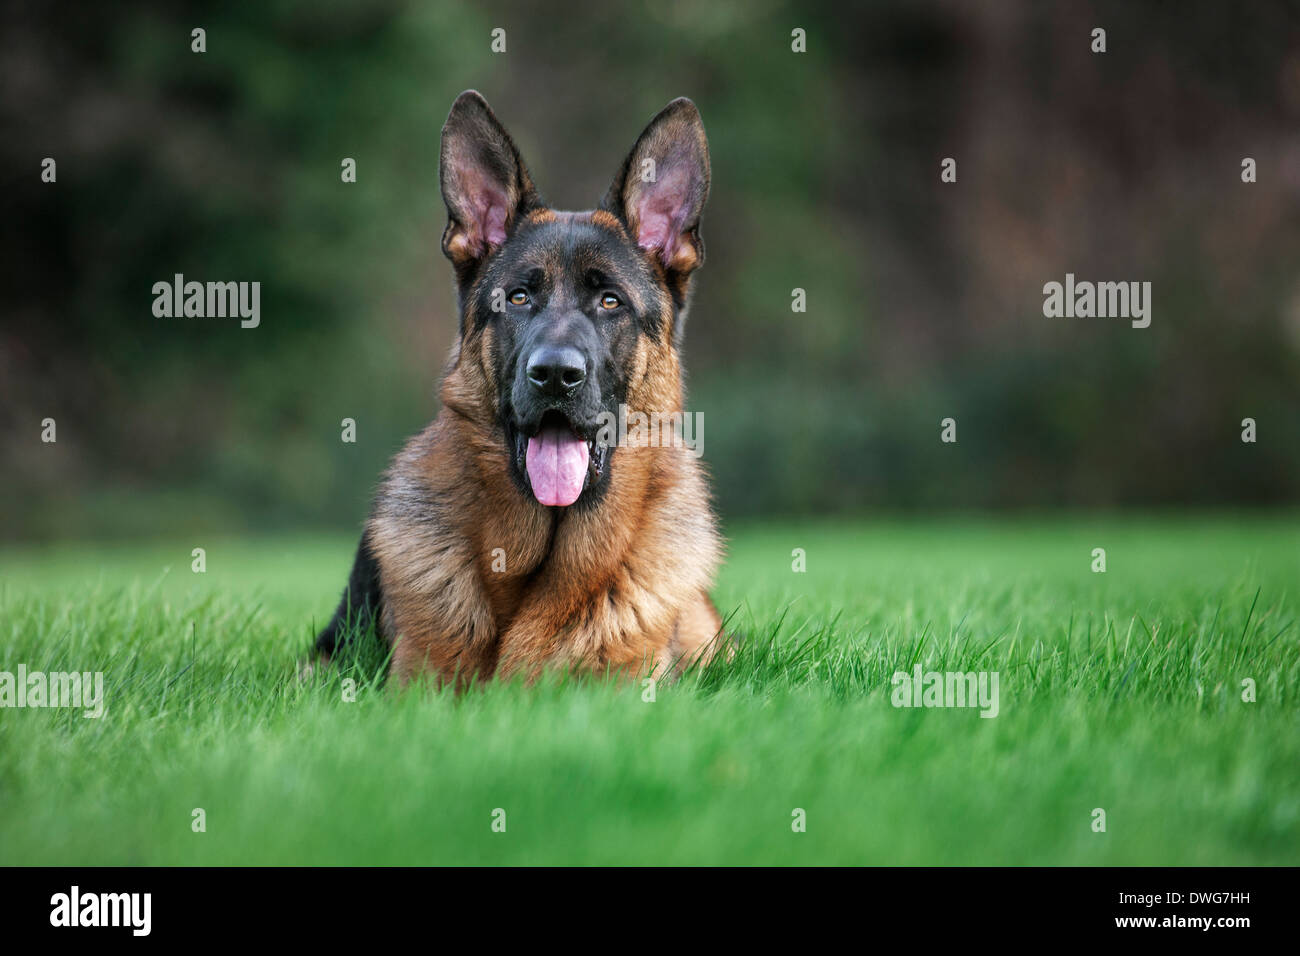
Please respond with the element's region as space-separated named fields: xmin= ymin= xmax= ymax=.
xmin=510 ymin=410 xmax=607 ymax=507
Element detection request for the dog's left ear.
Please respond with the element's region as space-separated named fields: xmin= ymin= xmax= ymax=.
xmin=440 ymin=90 xmax=542 ymax=273
xmin=601 ymin=98 xmax=710 ymax=275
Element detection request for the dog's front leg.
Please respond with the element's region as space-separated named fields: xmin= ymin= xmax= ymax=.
xmin=494 ymin=572 xmax=676 ymax=683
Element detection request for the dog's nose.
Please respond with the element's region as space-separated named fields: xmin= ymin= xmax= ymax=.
xmin=526 ymin=346 xmax=587 ymax=397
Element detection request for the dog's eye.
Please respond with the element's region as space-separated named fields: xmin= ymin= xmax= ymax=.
xmin=600 ymin=293 xmax=621 ymax=311
xmin=509 ymin=289 xmax=530 ymax=306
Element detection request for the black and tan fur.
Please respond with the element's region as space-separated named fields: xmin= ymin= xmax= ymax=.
xmin=314 ymin=90 xmax=723 ymax=687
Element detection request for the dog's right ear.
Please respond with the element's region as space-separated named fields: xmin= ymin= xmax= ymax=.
xmin=600 ymin=98 xmax=710 ymax=276
xmin=439 ymin=91 xmax=541 ymax=272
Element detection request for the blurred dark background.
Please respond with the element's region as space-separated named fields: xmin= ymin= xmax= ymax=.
xmin=3 ymin=0 xmax=1298 ymax=541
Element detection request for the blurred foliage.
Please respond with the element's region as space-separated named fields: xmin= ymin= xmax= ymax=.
xmin=2 ymin=0 xmax=1298 ymax=539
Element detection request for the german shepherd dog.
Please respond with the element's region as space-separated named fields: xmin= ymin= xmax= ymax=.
xmin=313 ymin=91 xmax=724 ymax=687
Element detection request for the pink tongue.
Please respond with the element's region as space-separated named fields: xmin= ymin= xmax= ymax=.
xmin=526 ymin=424 xmax=589 ymax=507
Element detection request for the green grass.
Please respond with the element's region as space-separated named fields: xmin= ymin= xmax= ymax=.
xmin=1 ymin=515 xmax=1297 ymax=865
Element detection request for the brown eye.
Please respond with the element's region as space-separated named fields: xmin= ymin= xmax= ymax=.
xmin=509 ymin=289 xmax=529 ymax=306
xmin=600 ymin=293 xmax=621 ymax=310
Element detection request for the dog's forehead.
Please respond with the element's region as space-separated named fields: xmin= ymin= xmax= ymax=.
xmin=509 ymin=210 xmax=643 ymax=275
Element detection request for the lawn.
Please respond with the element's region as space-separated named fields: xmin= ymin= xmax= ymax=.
xmin=0 ymin=515 xmax=1297 ymax=865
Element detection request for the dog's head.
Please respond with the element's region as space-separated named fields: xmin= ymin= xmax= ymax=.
xmin=437 ymin=90 xmax=710 ymax=509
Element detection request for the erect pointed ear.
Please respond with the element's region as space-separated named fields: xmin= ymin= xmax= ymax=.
xmin=600 ymin=98 xmax=710 ymax=275
xmin=439 ymin=90 xmax=542 ymax=270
